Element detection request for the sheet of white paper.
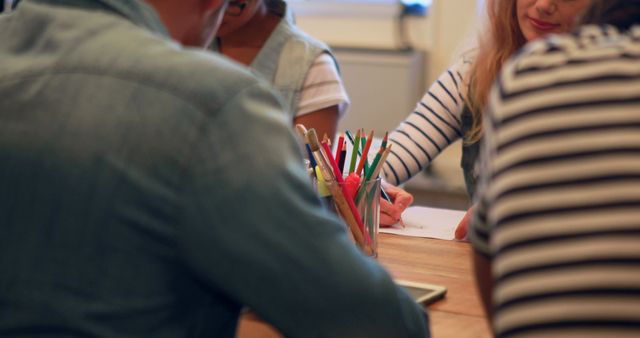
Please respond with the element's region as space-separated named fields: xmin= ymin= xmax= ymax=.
xmin=380 ymin=206 xmax=466 ymax=240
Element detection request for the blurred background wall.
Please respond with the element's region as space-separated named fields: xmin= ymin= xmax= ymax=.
xmin=291 ymin=0 xmax=484 ymax=207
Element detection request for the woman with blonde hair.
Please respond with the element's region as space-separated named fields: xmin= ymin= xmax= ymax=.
xmin=380 ymin=0 xmax=592 ymax=233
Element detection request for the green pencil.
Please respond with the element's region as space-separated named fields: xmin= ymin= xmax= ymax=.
xmin=348 ymin=129 xmax=361 ymax=174
xmin=355 ymin=147 xmax=382 ymax=205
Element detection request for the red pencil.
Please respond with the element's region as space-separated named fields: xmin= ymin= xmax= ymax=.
xmin=335 ymin=134 xmax=344 ymax=166
xmin=307 ymin=129 xmax=370 ymax=251
xmin=321 ymin=140 xmax=371 ymax=245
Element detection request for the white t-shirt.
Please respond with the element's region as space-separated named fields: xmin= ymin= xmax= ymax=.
xmin=296 ymin=53 xmax=350 ymax=118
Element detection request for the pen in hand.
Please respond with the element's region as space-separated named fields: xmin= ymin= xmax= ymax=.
xmin=379 ymin=181 xmax=413 ymax=228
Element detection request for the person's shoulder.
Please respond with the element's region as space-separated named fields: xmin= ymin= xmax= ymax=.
xmin=127 ymin=44 xmax=262 ymax=110
xmin=446 ymin=48 xmax=476 ymax=72
xmin=72 ymin=19 xmax=267 ymax=117
xmin=448 ymin=48 xmax=477 ymax=83
xmin=493 ymin=25 xmax=640 ymax=121
xmin=504 ymin=25 xmax=639 ymax=82
xmin=459 ymin=48 xmax=478 ymax=66
xmin=287 ymin=28 xmax=328 ymax=52
xmin=497 ymin=25 xmax=639 ymax=96
xmin=278 ymin=8 xmax=330 ymax=54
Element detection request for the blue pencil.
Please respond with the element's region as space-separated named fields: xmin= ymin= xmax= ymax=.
xmin=305 ymin=144 xmax=317 ymax=170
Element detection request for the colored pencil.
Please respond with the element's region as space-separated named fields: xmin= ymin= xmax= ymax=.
xmin=345 ymin=129 xmax=391 ymax=202
xmin=368 ymin=144 xmax=393 ymax=181
xmin=360 ymin=133 xmax=369 ymax=174
xmin=355 ymin=144 xmax=392 ymax=205
xmin=339 ymin=139 xmax=347 ymax=174
xmin=348 ymin=129 xmax=361 ymax=174
xmin=322 ymin=133 xmax=331 ymax=148
xmin=335 ymin=134 xmax=344 ymax=168
xmin=305 ymin=144 xmax=316 ymax=171
xmin=321 ymin=140 xmax=371 ymax=244
xmin=295 ymin=124 xmax=308 ymax=141
xmin=321 ymin=139 xmax=340 ymax=180
xmin=356 ymin=130 xmax=374 ymax=176
xmin=307 ymin=129 xmax=371 ymax=252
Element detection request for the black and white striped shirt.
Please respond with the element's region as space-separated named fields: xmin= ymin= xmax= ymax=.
xmin=471 ymin=25 xmax=640 ymax=338
xmin=382 ymin=51 xmax=474 ymax=185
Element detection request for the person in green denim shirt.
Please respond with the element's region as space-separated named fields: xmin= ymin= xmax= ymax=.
xmin=0 ymin=0 xmax=428 ymax=337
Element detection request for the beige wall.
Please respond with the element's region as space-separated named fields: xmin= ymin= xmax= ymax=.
xmin=293 ymin=0 xmax=483 ymax=83
xmin=427 ymin=0 xmax=484 ymax=82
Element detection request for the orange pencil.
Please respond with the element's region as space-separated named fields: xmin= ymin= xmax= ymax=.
xmin=356 ymin=130 xmax=374 ymax=176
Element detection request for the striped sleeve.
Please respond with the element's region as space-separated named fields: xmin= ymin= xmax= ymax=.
xmin=382 ymin=54 xmax=473 ymax=185
xmin=477 ymin=25 xmax=640 ymax=338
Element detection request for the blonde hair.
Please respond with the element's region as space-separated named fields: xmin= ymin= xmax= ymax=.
xmin=465 ymin=0 xmax=526 ymax=144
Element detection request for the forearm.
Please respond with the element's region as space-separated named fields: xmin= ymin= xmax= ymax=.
xmin=181 ymin=85 xmax=428 ymax=338
xmin=293 ymin=106 xmax=339 ymax=144
xmin=382 ymin=67 xmax=466 ymax=185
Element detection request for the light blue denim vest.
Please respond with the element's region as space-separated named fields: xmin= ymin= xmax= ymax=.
xmin=216 ymin=0 xmax=335 ymax=119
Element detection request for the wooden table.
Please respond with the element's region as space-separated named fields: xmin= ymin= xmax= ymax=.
xmin=236 ymin=234 xmax=492 ymax=338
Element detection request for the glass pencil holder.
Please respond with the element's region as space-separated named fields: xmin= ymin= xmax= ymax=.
xmin=344 ymin=177 xmax=381 ymax=258
xmin=313 ymin=173 xmax=381 ymax=257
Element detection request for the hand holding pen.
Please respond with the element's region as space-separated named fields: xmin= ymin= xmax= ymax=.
xmin=379 ymin=181 xmax=413 ymax=228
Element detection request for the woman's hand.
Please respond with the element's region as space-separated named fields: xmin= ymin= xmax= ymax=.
xmin=379 ymin=182 xmax=413 ymax=227
xmin=454 ymin=205 xmax=474 ymax=240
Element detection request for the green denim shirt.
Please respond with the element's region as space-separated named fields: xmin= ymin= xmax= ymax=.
xmin=0 ymin=1 xmax=428 ymax=337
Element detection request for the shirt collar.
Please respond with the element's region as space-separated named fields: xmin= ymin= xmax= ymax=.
xmin=27 ymin=0 xmax=169 ymax=37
